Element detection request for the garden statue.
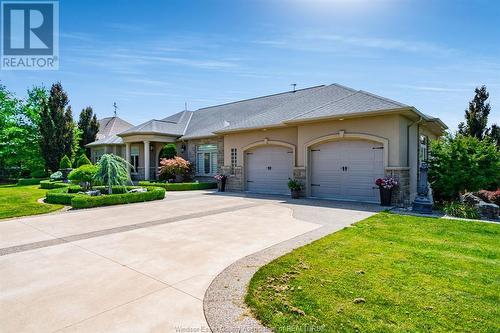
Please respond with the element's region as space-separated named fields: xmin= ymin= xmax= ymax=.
xmin=412 ymin=162 xmax=433 ymax=213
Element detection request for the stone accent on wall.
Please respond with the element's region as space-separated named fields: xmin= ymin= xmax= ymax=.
xmin=185 ymin=136 xmax=224 ymax=175
xmin=386 ymin=168 xmax=410 ymax=207
xmin=221 ymin=166 xmax=243 ymax=191
xmin=293 ymin=167 xmax=307 ymax=197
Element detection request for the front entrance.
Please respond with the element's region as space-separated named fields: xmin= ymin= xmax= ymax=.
xmin=309 ymin=140 xmax=384 ymax=202
xmin=245 ymin=145 xmax=293 ymax=195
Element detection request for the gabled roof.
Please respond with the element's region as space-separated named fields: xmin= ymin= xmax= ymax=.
xmin=120 ymin=110 xmax=193 ymax=137
xmin=87 ymin=83 xmax=446 ymax=146
xmin=180 ymin=85 xmax=325 ymax=139
xmin=86 ymin=116 xmax=133 ymax=147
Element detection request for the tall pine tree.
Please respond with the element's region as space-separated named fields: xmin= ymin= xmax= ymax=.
xmin=458 ymin=85 xmax=491 ymax=139
xmin=78 ymin=106 xmax=99 ymax=157
xmin=39 ymin=82 xmax=75 ymax=172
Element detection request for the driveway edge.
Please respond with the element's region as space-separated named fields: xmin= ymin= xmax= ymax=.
xmin=203 ymin=224 xmax=339 ymax=333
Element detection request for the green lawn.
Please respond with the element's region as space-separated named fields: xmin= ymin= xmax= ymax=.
xmin=0 ymin=184 xmax=63 ymax=220
xmin=246 ymin=213 xmax=499 ymax=333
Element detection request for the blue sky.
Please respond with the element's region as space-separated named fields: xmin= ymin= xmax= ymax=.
xmin=2 ymin=0 xmax=499 ymax=130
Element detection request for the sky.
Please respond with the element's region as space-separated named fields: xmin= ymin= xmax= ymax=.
xmin=2 ymin=0 xmax=499 ymax=130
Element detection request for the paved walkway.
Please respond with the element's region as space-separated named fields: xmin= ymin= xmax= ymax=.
xmin=0 ymin=191 xmax=379 ymax=332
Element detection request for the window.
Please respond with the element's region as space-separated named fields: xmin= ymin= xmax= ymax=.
xmin=196 ymin=144 xmax=218 ymax=176
xmin=231 ymin=148 xmax=237 ymax=174
xmin=419 ymin=135 xmax=428 ymax=164
xmin=131 ymin=146 xmax=139 ymax=173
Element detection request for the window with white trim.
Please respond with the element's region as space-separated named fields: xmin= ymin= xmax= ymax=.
xmin=196 ymin=144 xmax=218 ymax=176
xmin=230 ymin=148 xmax=237 ymax=174
xmin=130 ymin=146 xmax=139 ymax=173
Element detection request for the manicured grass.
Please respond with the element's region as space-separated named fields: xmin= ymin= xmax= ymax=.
xmin=0 ymin=184 xmax=63 ymax=220
xmin=246 ymin=213 xmax=499 ymax=333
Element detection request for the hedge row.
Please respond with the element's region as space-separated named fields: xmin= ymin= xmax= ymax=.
xmin=40 ymin=180 xmax=70 ymax=189
xmin=138 ymin=181 xmax=217 ymax=191
xmin=45 ymin=186 xmax=165 ymax=208
xmin=71 ymin=187 xmax=165 ymax=209
xmin=17 ymin=178 xmax=48 ymax=186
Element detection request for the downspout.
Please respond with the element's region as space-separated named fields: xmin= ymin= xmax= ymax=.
xmin=406 ymin=117 xmax=424 ymax=167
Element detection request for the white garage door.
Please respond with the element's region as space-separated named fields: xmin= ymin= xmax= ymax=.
xmin=246 ymin=146 xmax=293 ymax=195
xmin=310 ymin=140 xmax=384 ymax=202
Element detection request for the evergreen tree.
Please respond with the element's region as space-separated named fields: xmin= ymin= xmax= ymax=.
xmin=39 ymin=82 xmax=75 ymax=172
xmin=77 ymin=106 xmax=99 ymax=157
xmin=458 ymin=86 xmax=491 ymax=139
xmin=489 ymin=124 xmax=500 ymax=147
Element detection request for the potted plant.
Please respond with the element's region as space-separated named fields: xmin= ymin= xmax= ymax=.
xmin=375 ymin=177 xmax=399 ymax=206
xmin=288 ymin=178 xmax=302 ymax=199
xmin=214 ymin=174 xmax=227 ymax=192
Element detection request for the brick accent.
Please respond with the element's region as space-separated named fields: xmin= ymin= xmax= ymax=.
xmin=386 ymin=169 xmax=410 ymax=207
xmin=185 ymin=137 xmax=224 ymax=177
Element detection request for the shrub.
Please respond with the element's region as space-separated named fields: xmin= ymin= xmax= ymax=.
xmin=76 ymin=154 xmax=92 ymax=167
xmin=428 ymin=134 xmax=500 ymax=201
xmin=442 ymin=201 xmax=480 ymax=219
xmin=40 ymin=179 xmax=69 ymax=189
xmin=50 ymin=171 xmax=63 ymax=181
xmin=476 ymin=189 xmax=500 ymax=206
xmin=71 ymin=187 xmax=165 ymax=209
xmin=159 ymin=156 xmax=190 ymax=180
xmin=159 ymin=143 xmax=177 ymax=159
xmin=138 ymin=181 xmax=217 ymax=191
xmin=17 ymin=178 xmax=47 ymax=186
xmin=287 ymin=178 xmax=302 ymax=191
xmin=59 ymin=155 xmax=72 ymax=169
xmin=68 ymin=164 xmax=98 ymax=190
xmin=45 ymin=187 xmax=77 ymax=205
xmin=94 ymin=154 xmax=132 ymax=194
xmin=31 ymin=169 xmax=47 ymax=178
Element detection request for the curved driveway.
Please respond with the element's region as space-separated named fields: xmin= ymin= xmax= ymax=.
xmin=0 ymin=191 xmax=378 ymax=332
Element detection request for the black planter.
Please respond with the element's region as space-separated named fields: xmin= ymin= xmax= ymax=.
xmin=379 ymin=187 xmax=393 ymax=206
xmin=218 ymin=178 xmax=226 ymax=192
xmin=291 ymin=189 xmax=300 ymax=199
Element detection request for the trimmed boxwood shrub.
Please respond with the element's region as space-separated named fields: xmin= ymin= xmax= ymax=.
xmin=71 ymin=187 xmax=165 ymax=209
xmin=40 ymin=180 xmax=70 ymax=189
xmin=45 ymin=187 xmax=78 ymax=205
xmin=138 ymin=181 xmax=217 ymax=191
xmin=17 ymin=178 xmax=48 ymax=186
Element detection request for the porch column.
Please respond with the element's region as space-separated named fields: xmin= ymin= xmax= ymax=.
xmin=144 ymin=141 xmax=150 ymax=180
xmin=125 ymin=143 xmax=131 ymax=175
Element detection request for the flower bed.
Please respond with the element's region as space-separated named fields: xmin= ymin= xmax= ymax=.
xmin=138 ymin=181 xmax=217 ymax=191
xmin=17 ymin=178 xmax=48 ymax=186
xmin=45 ymin=186 xmax=166 ymax=208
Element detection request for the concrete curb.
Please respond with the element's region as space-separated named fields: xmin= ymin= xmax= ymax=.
xmin=203 ymin=224 xmax=339 ymax=333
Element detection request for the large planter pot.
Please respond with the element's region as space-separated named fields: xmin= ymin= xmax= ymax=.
xmin=217 ymin=178 xmax=226 ymax=192
xmin=291 ymin=189 xmax=300 ymax=199
xmin=379 ymin=187 xmax=393 ymax=206
xmin=60 ymin=168 xmax=72 ymax=183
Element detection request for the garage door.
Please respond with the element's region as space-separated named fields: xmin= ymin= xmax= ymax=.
xmin=310 ymin=140 xmax=384 ymax=202
xmin=246 ymin=146 xmax=293 ymax=195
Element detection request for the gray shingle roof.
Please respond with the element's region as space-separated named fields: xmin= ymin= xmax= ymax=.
xmin=120 ymin=111 xmax=193 ymax=136
xmin=88 ymin=83 xmax=443 ymax=146
xmin=180 ymin=85 xmax=325 ymax=139
xmin=217 ymin=84 xmax=360 ymax=132
xmin=87 ymin=116 xmax=133 ymax=147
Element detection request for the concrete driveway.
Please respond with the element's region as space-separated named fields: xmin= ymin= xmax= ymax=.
xmin=0 ymin=191 xmax=379 ymax=332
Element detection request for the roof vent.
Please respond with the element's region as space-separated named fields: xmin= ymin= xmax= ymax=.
xmin=223 ymin=120 xmax=230 ymax=127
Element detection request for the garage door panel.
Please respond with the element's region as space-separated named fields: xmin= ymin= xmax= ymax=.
xmin=310 ymin=140 xmax=384 ymax=202
xmin=246 ymin=146 xmax=292 ymax=195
